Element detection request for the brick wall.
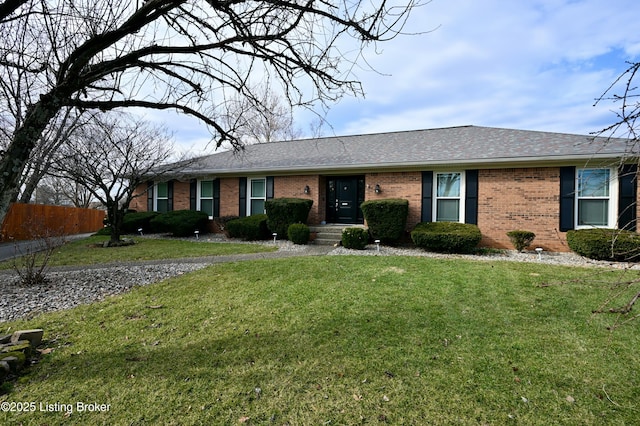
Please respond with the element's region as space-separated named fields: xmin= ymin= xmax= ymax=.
xmin=219 ymin=177 xmax=240 ymax=217
xmin=173 ymin=181 xmax=190 ymax=211
xmin=130 ymin=183 xmax=148 ymax=212
xmin=273 ymin=176 xmax=320 ymax=223
xmin=477 ymin=167 xmax=567 ymax=251
xmin=365 ymin=172 xmax=422 ymax=230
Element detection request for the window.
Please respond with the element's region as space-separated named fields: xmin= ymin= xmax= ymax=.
xmin=576 ymin=168 xmax=616 ymax=228
xmin=249 ymin=178 xmax=266 ymax=215
xmin=434 ymin=172 xmax=465 ymax=222
xmin=155 ymin=182 xmax=169 ymax=213
xmin=199 ymin=180 xmax=214 ymax=218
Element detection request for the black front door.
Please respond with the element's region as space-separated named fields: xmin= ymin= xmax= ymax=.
xmin=326 ymin=176 xmax=364 ymax=224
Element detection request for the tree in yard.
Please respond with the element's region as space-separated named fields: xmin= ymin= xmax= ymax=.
xmin=588 ymin=61 xmax=640 ymax=328
xmin=221 ymin=83 xmax=303 ymax=145
xmin=0 ymin=0 xmax=420 ymax=226
xmin=51 ymin=113 xmax=177 ymax=245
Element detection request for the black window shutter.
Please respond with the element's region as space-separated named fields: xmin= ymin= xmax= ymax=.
xmin=266 ymin=176 xmax=274 ymax=200
xmin=421 ymin=171 xmax=433 ymax=222
xmin=213 ymin=179 xmax=220 ymax=218
xmin=559 ymin=166 xmax=576 ymax=232
xmin=239 ymin=177 xmax=247 ymax=217
xmin=167 ymin=180 xmax=174 ymax=212
xmin=147 ymin=181 xmax=154 ymax=212
xmin=465 ymin=170 xmax=479 ymax=225
xmin=618 ymin=164 xmax=637 ymax=231
xmin=189 ymin=179 xmax=197 ymax=211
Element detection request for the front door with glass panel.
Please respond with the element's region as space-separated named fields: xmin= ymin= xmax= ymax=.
xmin=326 ymin=176 xmax=364 ymax=224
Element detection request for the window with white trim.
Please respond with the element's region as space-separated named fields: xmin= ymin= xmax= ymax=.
xmin=199 ymin=180 xmax=215 ymax=218
xmin=155 ymin=182 xmax=169 ymax=213
xmin=434 ymin=172 xmax=465 ymax=222
xmin=249 ymin=178 xmax=266 ymax=215
xmin=576 ymin=168 xmax=617 ymax=228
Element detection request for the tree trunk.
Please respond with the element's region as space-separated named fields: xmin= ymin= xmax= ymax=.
xmin=105 ymin=201 xmax=122 ymax=244
xmin=0 ymin=95 xmax=61 ymax=225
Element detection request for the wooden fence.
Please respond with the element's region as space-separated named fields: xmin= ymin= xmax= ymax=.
xmin=0 ymin=203 xmax=105 ymax=242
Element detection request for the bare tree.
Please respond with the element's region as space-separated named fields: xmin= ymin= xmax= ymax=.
xmin=589 ymin=61 xmax=640 ymax=328
xmin=222 ymin=84 xmax=303 ymax=144
xmin=51 ymin=113 xmax=177 ymax=245
xmin=0 ymin=0 xmax=419 ymax=225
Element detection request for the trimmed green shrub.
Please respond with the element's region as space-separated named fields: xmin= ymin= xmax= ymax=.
xmin=288 ymin=223 xmax=310 ymax=245
xmin=93 ymin=226 xmax=112 ymax=236
xmin=411 ymin=222 xmax=482 ymax=253
xmin=265 ymin=198 xmax=313 ymax=239
xmin=122 ymin=211 xmax=160 ymax=234
xmin=566 ymin=228 xmax=640 ymax=261
xmin=226 ymin=214 xmax=270 ymax=241
xmin=149 ymin=210 xmax=209 ymax=237
xmin=507 ymin=230 xmax=536 ymax=252
xmin=342 ymin=227 xmax=369 ymax=250
xmin=360 ymin=198 xmax=409 ymax=244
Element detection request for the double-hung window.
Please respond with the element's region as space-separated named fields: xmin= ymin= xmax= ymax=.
xmin=199 ymin=180 xmax=215 ymax=218
xmin=249 ymin=178 xmax=266 ymax=215
xmin=155 ymin=182 xmax=169 ymax=213
xmin=434 ymin=172 xmax=465 ymax=222
xmin=576 ymin=168 xmax=616 ymax=228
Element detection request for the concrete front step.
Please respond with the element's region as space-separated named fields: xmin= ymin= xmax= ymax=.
xmin=310 ymin=224 xmax=367 ymax=246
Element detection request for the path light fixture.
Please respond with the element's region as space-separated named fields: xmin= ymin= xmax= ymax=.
xmin=194 ymin=230 xmax=200 ymax=240
xmin=138 ymin=228 xmax=143 ymax=236
xmin=272 ymin=233 xmax=278 ymax=244
xmin=535 ymin=247 xmax=543 ymax=261
xmin=375 ymin=239 xmax=381 ymax=252
xmin=304 ymin=185 xmax=310 ymax=194
xmin=375 ymin=184 xmax=381 ymax=194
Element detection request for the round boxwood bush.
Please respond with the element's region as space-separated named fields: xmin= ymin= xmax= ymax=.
xmin=411 ymin=222 xmax=482 ymax=253
xmin=149 ymin=210 xmax=209 ymax=237
xmin=288 ymin=223 xmax=310 ymax=245
xmin=342 ymin=227 xmax=369 ymax=250
xmin=506 ymin=230 xmax=536 ymax=252
xmin=566 ymin=228 xmax=640 ymax=261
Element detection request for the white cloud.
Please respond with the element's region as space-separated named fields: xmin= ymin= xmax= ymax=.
xmin=154 ymin=0 xmax=640 ymax=149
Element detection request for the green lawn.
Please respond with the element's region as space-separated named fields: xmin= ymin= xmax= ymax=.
xmin=1 ymin=256 xmax=639 ymax=425
xmin=1 ymin=235 xmax=276 ymax=268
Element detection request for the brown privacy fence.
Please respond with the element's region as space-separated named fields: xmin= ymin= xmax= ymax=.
xmin=0 ymin=203 xmax=105 ymax=242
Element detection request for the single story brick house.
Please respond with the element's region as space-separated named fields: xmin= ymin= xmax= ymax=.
xmin=131 ymin=125 xmax=638 ymax=252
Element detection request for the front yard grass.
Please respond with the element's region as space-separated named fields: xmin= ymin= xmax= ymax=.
xmin=0 ymin=235 xmax=277 ymax=268
xmin=2 ymin=256 xmax=639 ymax=425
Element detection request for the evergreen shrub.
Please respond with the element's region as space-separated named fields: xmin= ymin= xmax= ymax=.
xmin=122 ymin=211 xmax=160 ymax=234
xmin=342 ymin=227 xmax=369 ymax=250
xmin=226 ymin=214 xmax=270 ymax=241
xmin=411 ymin=222 xmax=482 ymax=253
xmin=360 ymin=198 xmax=408 ymax=244
xmin=506 ymin=230 xmax=536 ymax=252
xmin=265 ymin=198 xmax=313 ymax=239
xmin=149 ymin=210 xmax=209 ymax=237
xmin=287 ymin=223 xmax=310 ymax=245
xmin=566 ymin=228 xmax=640 ymax=261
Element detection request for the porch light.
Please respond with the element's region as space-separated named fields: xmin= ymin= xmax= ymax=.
xmin=304 ymin=185 xmax=310 ymax=194
xmin=375 ymin=184 xmax=381 ymax=194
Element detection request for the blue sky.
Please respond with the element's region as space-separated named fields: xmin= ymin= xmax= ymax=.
xmin=165 ymin=0 xmax=640 ymax=154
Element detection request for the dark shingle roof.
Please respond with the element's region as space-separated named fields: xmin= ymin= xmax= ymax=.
xmin=181 ymin=125 xmax=633 ymax=176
